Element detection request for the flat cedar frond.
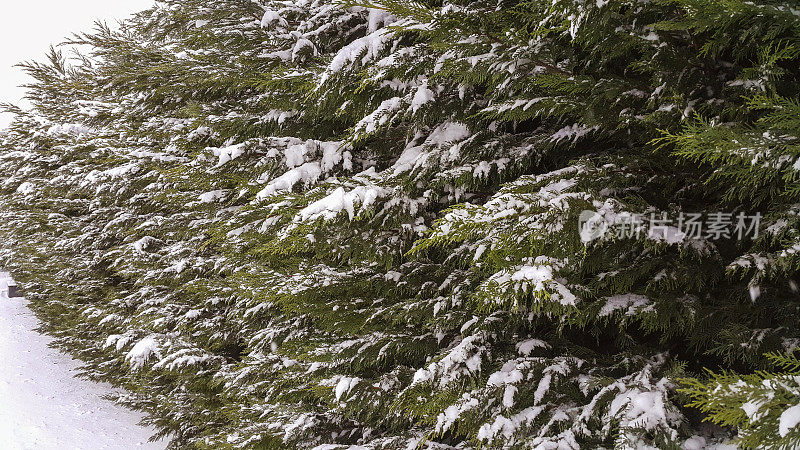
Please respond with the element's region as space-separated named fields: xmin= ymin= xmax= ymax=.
xmin=1 ymin=0 xmax=800 ymax=448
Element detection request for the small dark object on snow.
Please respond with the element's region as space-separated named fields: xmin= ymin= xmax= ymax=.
xmin=8 ymin=283 xmax=22 ymax=298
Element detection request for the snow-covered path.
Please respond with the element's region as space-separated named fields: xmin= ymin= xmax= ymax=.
xmin=0 ymin=273 xmax=164 ymax=449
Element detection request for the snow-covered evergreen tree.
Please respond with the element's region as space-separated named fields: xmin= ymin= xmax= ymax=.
xmin=1 ymin=0 xmax=799 ymax=448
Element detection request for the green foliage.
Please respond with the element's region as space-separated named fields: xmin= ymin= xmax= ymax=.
xmin=681 ymin=352 xmax=800 ymax=450
xmin=1 ymin=0 xmax=800 ymax=448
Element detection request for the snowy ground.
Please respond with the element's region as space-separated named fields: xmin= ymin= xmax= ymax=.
xmin=0 ymin=273 xmax=164 ymax=450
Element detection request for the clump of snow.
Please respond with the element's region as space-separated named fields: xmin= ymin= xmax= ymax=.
xmin=741 ymin=398 xmax=770 ymax=424
xmin=484 ymin=258 xmax=578 ymax=307
xmin=473 ymin=244 xmax=487 ymax=261
xmin=256 ymin=162 xmax=322 ymax=200
xmin=411 ymin=81 xmax=436 ymax=113
xmin=511 ymin=265 xmax=554 ymax=290
xmin=298 ymin=185 xmax=385 ymax=222
xmin=426 ymin=121 xmax=471 ymax=146
xmin=550 ymin=124 xmax=597 ymax=143
xmin=284 ymin=143 xmax=309 ymax=168
xmin=384 ymin=271 xmax=401 ymax=282
xmin=533 ymin=373 xmax=552 ymax=405
xmin=477 ymin=406 xmax=544 ymax=442
xmin=255 ymin=140 xmax=350 ymax=201
xmin=334 ymin=376 xmax=360 ymax=401
xmin=599 ymin=294 xmax=650 ymax=317
xmin=321 ymin=141 xmax=349 ymax=171
xmin=367 ymin=8 xmax=396 ymax=33
xmin=132 ymin=236 xmax=161 ymax=254
xmin=283 ymin=413 xmax=318 ymax=442
xmin=648 ymin=224 xmax=687 ymax=244
xmin=503 ymin=385 xmax=517 ymax=408
xmin=261 ymin=10 xmax=288 ymax=28
xmin=212 ymin=143 xmax=245 ymax=166
xmin=105 ymin=334 xmax=134 ymax=351
xmin=607 ymin=383 xmax=676 ymax=432
xmin=779 ymin=403 xmax=800 ymax=437
xmin=391 ymin=121 xmax=471 ymax=175
xmin=460 ymin=316 xmax=479 ymax=334
xmin=411 ymin=334 xmax=486 ymax=387
xmin=131 ymin=237 xmax=151 ymax=253
xmin=47 ymin=123 xmax=90 ymax=136
xmin=262 ymin=109 xmax=298 ymax=124
xmin=749 ymin=285 xmax=761 ymax=302
xmin=683 ymin=436 xmax=706 ymax=450
xmin=435 ymin=396 xmax=479 ymax=433
xmin=292 ymin=38 xmax=317 ymax=62
xmin=354 ymin=97 xmax=402 ymax=136
xmin=320 ymin=28 xmax=395 ymax=84
xmin=153 ymin=349 xmax=212 ymax=371
xmin=125 ymin=336 xmax=160 ymax=371
xmin=16 ymin=182 xmax=35 ymax=195
xmin=517 ymin=339 xmax=549 ymax=356
xmin=199 ymin=190 xmax=225 ymax=203
xmin=82 ymin=163 xmax=142 ymax=186
xmin=487 ymin=361 xmax=524 ymax=388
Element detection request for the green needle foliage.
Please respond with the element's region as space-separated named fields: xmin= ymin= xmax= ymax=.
xmin=1 ymin=0 xmax=799 ymax=448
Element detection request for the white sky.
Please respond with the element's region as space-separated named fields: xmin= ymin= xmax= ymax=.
xmin=0 ymin=1 xmax=155 ymax=129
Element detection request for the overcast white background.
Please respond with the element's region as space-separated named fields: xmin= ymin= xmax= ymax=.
xmin=0 ymin=1 xmax=155 ymax=129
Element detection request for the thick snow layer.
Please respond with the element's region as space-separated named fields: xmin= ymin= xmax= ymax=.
xmin=0 ymin=273 xmax=163 ymax=449
xmin=260 ymin=10 xmax=287 ymax=28
xmin=256 ymin=162 xmax=322 ymax=200
xmin=334 ymin=376 xmax=360 ymax=401
xmin=411 ymin=81 xmax=435 ymax=113
xmin=298 ymin=185 xmax=384 ymax=222
xmin=779 ymin=403 xmax=800 ymax=437
xmin=126 ymin=336 xmax=160 ymax=371
xmin=211 ymin=143 xmax=244 ymax=166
